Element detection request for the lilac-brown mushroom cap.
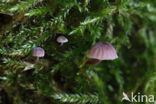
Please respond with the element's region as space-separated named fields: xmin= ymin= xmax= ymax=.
xmin=87 ymin=42 xmax=118 ymax=60
xmin=32 ymin=47 xmax=45 ymax=57
xmin=57 ymin=36 xmax=68 ymax=44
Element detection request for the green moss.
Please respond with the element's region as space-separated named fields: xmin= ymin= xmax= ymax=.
xmin=0 ymin=0 xmax=155 ymax=104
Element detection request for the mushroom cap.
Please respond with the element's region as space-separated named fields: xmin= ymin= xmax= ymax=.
xmin=87 ymin=42 xmax=118 ymax=60
xmin=57 ymin=36 xmax=68 ymax=43
xmin=32 ymin=47 xmax=45 ymax=57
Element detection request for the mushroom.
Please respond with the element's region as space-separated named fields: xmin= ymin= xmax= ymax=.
xmin=86 ymin=42 xmax=118 ymax=65
xmin=57 ymin=36 xmax=68 ymax=46
xmin=32 ymin=47 xmax=45 ymax=64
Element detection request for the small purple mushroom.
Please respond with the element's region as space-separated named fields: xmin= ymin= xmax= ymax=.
xmin=57 ymin=36 xmax=68 ymax=46
xmin=32 ymin=47 xmax=45 ymax=64
xmin=86 ymin=42 xmax=118 ymax=65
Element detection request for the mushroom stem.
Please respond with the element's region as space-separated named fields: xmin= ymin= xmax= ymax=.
xmin=85 ymin=59 xmax=101 ymax=65
xmin=35 ymin=57 xmax=39 ymax=64
xmin=60 ymin=43 xmax=64 ymax=46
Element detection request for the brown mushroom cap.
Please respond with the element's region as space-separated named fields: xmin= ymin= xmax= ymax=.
xmin=87 ymin=42 xmax=118 ymax=60
xmin=32 ymin=47 xmax=45 ymax=57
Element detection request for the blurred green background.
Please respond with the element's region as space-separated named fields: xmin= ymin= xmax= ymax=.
xmin=0 ymin=0 xmax=156 ymax=104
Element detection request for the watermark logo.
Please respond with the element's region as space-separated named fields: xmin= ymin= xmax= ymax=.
xmin=122 ymin=92 xmax=131 ymax=102
xmin=121 ymin=92 xmax=155 ymax=102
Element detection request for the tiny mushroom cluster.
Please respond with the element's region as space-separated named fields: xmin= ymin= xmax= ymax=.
xmin=31 ymin=36 xmax=68 ymax=64
xmin=31 ymin=41 xmax=118 ymax=66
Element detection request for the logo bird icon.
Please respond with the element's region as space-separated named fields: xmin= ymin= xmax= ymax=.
xmin=122 ymin=92 xmax=131 ymax=102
